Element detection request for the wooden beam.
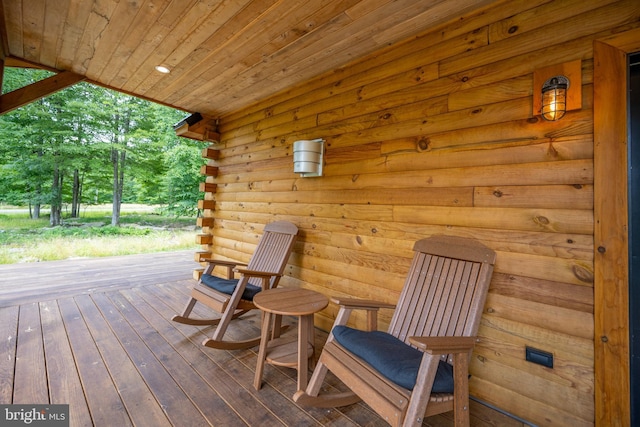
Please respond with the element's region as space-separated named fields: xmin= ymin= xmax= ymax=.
xmin=0 ymin=70 xmax=85 ymax=115
xmin=592 ymin=26 xmax=640 ymax=427
xmin=0 ymin=1 xmax=9 ymax=59
xmin=0 ymin=1 xmax=6 ymax=93
xmin=4 ymin=56 xmax=59 ymax=72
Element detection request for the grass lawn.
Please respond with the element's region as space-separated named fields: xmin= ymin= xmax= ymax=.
xmin=0 ymin=205 xmax=200 ymax=264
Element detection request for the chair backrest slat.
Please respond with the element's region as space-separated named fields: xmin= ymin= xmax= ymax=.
xmin=387 ymin=236 xmax=495 ymax=357
xmin=245 ymin=221 xmax=298 ymax=288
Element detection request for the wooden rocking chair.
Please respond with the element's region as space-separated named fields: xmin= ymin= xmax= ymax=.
xmin=172 ymin=221 xmax=298 ymax=350
xmin=294 ymin=235 xmax=496 ymax=426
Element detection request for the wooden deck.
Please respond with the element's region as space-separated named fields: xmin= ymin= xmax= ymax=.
xmin=0 ymin=251 xmax=523 ymax=426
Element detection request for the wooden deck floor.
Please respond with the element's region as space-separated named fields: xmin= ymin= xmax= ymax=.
xmin=0 ymin=251 xmax=523 ymax=426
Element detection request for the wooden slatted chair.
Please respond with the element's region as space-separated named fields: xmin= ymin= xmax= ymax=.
xmin=172 ymin=221 xmax=298 ymax=350
xmin=294 ymin=235 xmax=496 ymax=426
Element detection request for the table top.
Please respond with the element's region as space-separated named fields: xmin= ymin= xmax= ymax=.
xmin=254 ymin=287 xmax=328 ymax=316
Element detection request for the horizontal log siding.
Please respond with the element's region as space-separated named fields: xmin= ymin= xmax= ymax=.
xmin=195 ymin=1 xmax=640 ymax=425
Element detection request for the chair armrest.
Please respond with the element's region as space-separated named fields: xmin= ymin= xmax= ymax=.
xmin=330 ymin=297 xmax=395 ymax=331
xmin=233 ymin=268 xmax=281 ymax=278
xmin=234 ymin=268 xmax=282 ymax=291
xmin=330 ymin=297 xmax=396 ymax=311
xmin=408 ymin=336 xmax=477 ymax=355
xmin=202 ymin=259 xmax=248 ymax=268
xmin=200 ymin=259 xmax=249 ymax=280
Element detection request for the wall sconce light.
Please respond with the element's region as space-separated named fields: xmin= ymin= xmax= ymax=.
xmin=293 ymin=139 xmax=324 ymax=177
xmin=541 ymin=75 xmax=569 ymax=121
xmin=533 ymin=60 xmax=581 ymax=122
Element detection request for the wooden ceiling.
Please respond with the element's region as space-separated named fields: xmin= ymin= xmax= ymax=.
xmin=0 ymin=0 xmax=500 ymax=118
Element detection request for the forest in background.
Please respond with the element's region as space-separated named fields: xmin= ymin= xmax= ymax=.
xmin=0 ymin=67 xmax=207 ymax=225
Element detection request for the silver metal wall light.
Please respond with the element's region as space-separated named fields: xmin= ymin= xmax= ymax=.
xmin=293 ymin=139 xmax=324 ymax=177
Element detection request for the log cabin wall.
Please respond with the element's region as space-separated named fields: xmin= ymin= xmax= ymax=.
xmin=194 ymin=1 xmax=640 ymax=425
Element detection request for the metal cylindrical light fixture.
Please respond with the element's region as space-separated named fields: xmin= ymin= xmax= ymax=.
xmin=293 ymin=139 xmax=324 ymax=177
xmin=541 ymin=75 xmax=569 ymax=121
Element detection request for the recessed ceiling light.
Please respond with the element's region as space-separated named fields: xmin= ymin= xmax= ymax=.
xmin=155 ymin=65 xmax=170 ymax=74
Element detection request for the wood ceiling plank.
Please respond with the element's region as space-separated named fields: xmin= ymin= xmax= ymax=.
xmin=97 ymin=0 xmax=185 ymax=86
xmin=39 ymin=0 xmax=69 ymax=67
xmin=235 ymin=0 xmax=362 ymax=79
xmin=82 ymin=0 xmax=147 ymax=79
xmin=0 ymin=0 xmax=21 ymax=57
xmin=72 ymin=0 xmax=119 ymax=75
xmin=185 ymin=0 xmax=444 ymax=114
xmin=108 ymin=0 xmax=220 ymax=90
xmin=162 ymin=0 xmax=348 ymax=107
xmin=219 ymin=0 xmax=542 ymax=124
xmin=266 ymin=0 xmax=460 ymax=83
xmin=101 ymin=2 xmax=210 ymax=88
xmin=180 ymin=0 xmax=474 ymax=114
xmin=21 ymin=0 xmax=45 ymax=63
xmin=195 ymin=13 xmax=372 ymax=108
xmin=0 ymin=70 xmax=84 ymax=114
xmin=131 ymin=0 xmax=254 ymax=96
xmin=372 ymin=0 xmax=499 ymax=44
xmin=130 ymin=0 xmax=291 ymax=98
xmin=232 ymin=0 xmax=502 ymax=112
xmin=56 ymin=0 xmax=93 ymax=70
xmin=344 ymin=0 xmax=395 ymax=20
xmin=101 ymin=0 xmax=203 ymax=86
xmin=0 ymin=0 xmax=510 ymax=116
xmin=156 ymin=0 xmax=200 ymax=27
xmin=95 ymin=0 xmax=174 ymax=84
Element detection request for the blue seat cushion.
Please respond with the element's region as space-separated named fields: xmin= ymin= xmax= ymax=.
xmin=200 ymin=274 xmax=262 ymax=301
xmin=332 ymin=325 xmax=454 ymax=392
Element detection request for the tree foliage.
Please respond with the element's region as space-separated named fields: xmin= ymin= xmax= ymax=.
xmin=0 ymin=67 xmax=207 ymax=224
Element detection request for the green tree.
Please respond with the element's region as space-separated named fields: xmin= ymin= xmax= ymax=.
xmin=0 ymin=69 xmax=57 ymax=219
xmin=163 ymin=142 xmax=206 ymax=217
xmin=0 ymin=67 xmax=199 ymax=224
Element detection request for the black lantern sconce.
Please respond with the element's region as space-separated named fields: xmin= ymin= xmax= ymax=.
xmin=541 ymin=76 xmax=569 ymax=121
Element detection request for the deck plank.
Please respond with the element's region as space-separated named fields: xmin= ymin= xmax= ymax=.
xmin=130 ymin=285 xmax=294 ymax=426
xmin=73 ymin=294 xmax=172 ymax=427
xmin=39 ymin=300 xmax=93 ymax=426
xmin=0 ymin=250 xmax=199 ymax=308
xmin=57 ymin=297 xmax=133 ymax=426
xmin=13 ymin=302 xmax=48 ymax=404
xmin=0 ymin=306 xmax=19 ymax=404
xmin=111 ymin=289 xmax=249 ymax=426
xmin=90 ymin=292 xmax=209 ymax=426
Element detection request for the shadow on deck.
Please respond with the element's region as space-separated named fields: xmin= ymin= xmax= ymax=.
xmin=0 ymin=251 xmax=522 ymax=426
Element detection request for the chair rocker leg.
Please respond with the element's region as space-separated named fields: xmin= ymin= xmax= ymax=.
xmin=293 ymin=390 xmax=361 ymax=408
xmin=171 ymin=299 xmax=250 ymax=326
xmin=293 ymin=361 xmax=362 ymax=408
xmin=202 ymin=335 xmax=262 ymax=350
xmin=171 ymin=315 xmax=222 ymax=326
xmin=171 ymin=297 xmax=221 ymax=325
xmin=201 ymin=312 xmax=289 ymax=350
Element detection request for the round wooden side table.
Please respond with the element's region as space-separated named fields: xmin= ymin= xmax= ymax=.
xmin=253 ymin=287 xmax=329 ymax=392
